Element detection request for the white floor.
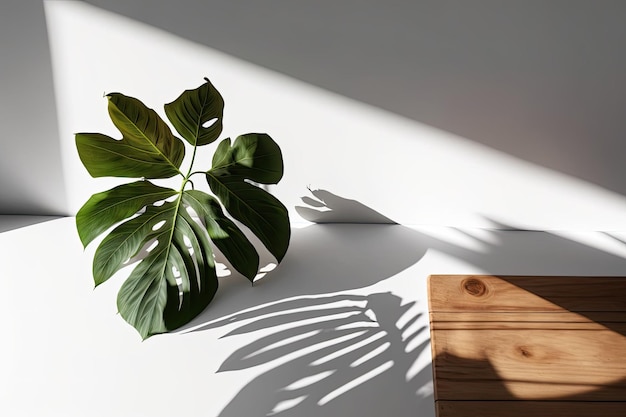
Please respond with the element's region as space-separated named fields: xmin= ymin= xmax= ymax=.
xmin=2 ymin=217 xmax=626 ymax=417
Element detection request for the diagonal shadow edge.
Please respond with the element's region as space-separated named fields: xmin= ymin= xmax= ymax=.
xmin=81 ymin=0 xmax=626 ymax=198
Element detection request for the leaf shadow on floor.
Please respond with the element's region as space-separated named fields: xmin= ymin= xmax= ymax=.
xmin=181 ymin=189 xmax=626 ymax=417
xmin=179 ymin=190 xmax=432 ymax=417
xmin=211 ymin=292 xmax=432 ymax=417
xmin=184 ymin=189 xmax=430 ymax=326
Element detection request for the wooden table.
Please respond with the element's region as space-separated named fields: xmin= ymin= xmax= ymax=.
xmin=428 ymin=275 xmax=626 ymax=417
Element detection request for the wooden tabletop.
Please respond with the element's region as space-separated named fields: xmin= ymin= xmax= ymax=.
xmin=429 ymin=275 xmax=626 ymax=417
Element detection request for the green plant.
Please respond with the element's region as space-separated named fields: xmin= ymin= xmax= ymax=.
xmin=75 ymin=78 xmax=290 ymax=339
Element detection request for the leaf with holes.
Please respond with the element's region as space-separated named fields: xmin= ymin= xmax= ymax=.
xmin=76 ymin=181 xmax=177 ymax=248
xmin=207 ymin=133 xmax=290 ymax=262
xmin=111 ymin=199 xmax=218 ymax=338
xmin=164 ymin=77 xmax=224 ymax=146
xmin=76 ymin=78 xmax=290 ymax=339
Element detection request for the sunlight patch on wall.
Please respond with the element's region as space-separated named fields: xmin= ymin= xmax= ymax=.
xmin=44 ymin=0 xmax=626 ymax=231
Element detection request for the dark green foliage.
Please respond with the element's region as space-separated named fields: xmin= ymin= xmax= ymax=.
xmin=76 ymin=78 xmax=290 ymax=339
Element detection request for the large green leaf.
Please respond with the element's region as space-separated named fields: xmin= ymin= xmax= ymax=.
xmin=76 ymin=93 xmax=185 ymax=178
xmin=76 ymin=181 xmax=177 ymax=248
xmin=100 ymin=198 xmax=218 ymax=339
xmin=207 ymin=133 xmax=290 ymax=262
xmin=164 ymin=77 xmax=224 ymax=146
xmin=183 ymin=190 xmax=259 ymax=281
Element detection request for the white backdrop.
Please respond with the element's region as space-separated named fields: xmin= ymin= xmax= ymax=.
xmin=45 ymin=1 xmax=626 ymax=230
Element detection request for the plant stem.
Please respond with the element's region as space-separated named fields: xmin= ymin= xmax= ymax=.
xmin=180 ymin=143 xmax=199 ymax=192
xmin=185 ymin=144 xmax=199 ymax=179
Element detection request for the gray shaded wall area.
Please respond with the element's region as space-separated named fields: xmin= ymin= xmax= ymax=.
xmin=85 ymin=0 xmax=626 ymax=196
xmin=0 ymin=0 xmax=67 ymax=215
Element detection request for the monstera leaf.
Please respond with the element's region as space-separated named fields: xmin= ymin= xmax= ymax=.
xmin=207 ymin=134 xmax=290 ymax=262
xmin=76 ymin=78 xmax=290 ymax=339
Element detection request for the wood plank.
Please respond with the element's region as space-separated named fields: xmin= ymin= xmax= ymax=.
xmin=437 ymin=401 xmax=626 ymax=417
xmin=430 ymin=312 xmax=626 ymax=330
xmin=430 ymin=321 xmax=626 ymax=330
xmin=431 ymin=311 xmax=626 ymax=323
xmin=428 ymin=275 xmax=626 ymax=312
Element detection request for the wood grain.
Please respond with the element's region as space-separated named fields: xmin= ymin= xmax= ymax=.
xmin=429 ymin=275 xmax=626 ymax=312
xmin=429 ymin=275 xmax=626 ymax=417
xmin=437 ymin=401 xmax=626 ymax=417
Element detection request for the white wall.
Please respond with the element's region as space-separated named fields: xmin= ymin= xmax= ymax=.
xmin=0 ymin=0 xmax=67 ymax=215
xmin=4 ymin=1 xmax=626 ymax=225
xmin=45 ymin=1 xmax=626 ymax=230
xmin=83 ymin=0 xmax=626 ymax=198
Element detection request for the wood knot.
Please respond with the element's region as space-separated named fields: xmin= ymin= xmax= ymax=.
xmin=462 ymin=278 xmax=487 ymax=297
xmin=519 ymin=346 xmax=532 ymax=358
